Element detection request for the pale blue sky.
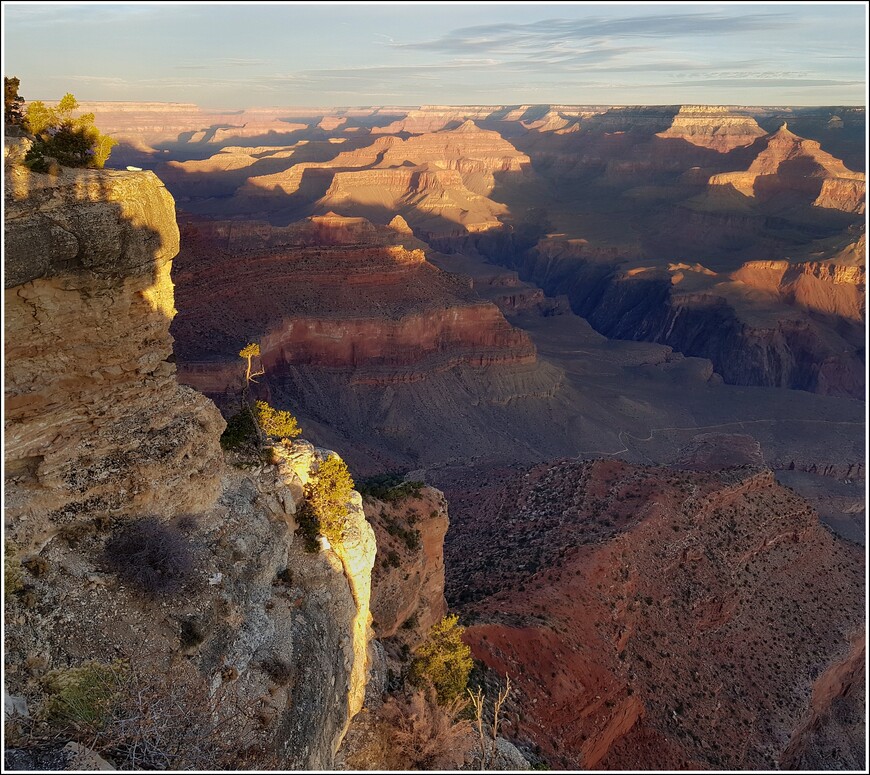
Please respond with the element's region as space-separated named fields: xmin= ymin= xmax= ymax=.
xmin=2 ymin=2 xmax=866 ymax=107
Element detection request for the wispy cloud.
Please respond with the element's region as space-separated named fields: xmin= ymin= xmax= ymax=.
xmin=175 ymin=58 xmax=270 ymax=71
xmin=406 ymin=12 xmax=789 ymax=57
xmin=7 ymin=4 xmax=180 ymax=27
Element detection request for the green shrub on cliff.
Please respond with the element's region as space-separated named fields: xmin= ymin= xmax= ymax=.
xmin=252 ymin=400 xmax=301 ymax=441
xmin=220 ymin=408 xmax=257 ymax=450
xmin=295 ymin=455 xmax=355 ymax=548
xmin=24 ymin=92 xmax=117 ymax=172
xmin=409 ymin=615 xmax=474 ymax=705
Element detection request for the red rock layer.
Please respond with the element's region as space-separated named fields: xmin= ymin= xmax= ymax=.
xmin=172 ymin=215 xmax=536 ymax=392
xmin=444 ymin=460 xmax=864 ymax=770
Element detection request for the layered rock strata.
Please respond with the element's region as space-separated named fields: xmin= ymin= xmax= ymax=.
xmin=4 ymin=166 xmax=225 ymax=549
xmin=486 ymin=237 xmax=865 ymax=398
xmin=655 ymin=105 xmax=766 ymax=152
xmin=708 ymin=125 xmax=865 ymax=213
xmin=4 ymin=164 xmax=377 ymax=769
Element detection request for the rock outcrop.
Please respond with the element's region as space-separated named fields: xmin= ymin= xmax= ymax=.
xmin=4 ymin=164 xmax=377 ymax=770
xmin=364 ymin=486 xmax=449 ymax=644
xmin=655 ymin=105 xmax=766 ymax=152
xmin=708 ymin=124 xmax=866 ymax=213
xmin=4 ymin=166 xmax=225 ymax=550
xmin=731 ymin=258 xmax=865 ymax=321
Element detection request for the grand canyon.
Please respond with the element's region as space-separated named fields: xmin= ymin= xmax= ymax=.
xmin=3 ymin=31 xmax=867 ymax=772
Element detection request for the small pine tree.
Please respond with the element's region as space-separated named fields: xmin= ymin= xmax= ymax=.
xmin=4 ymin=76 xmax=25 ymax=128
xmin=238 ymin=343 xmax=264 ymax=385
xmin=252 ymin=400 xmax=302 ymax=440
xmin=307 ymin=455 xmax=355 ymax=545
xmin=410 ymin=615 xmax=474 ymax=705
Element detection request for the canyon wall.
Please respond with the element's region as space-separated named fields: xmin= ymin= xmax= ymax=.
xmin=4 ymin=164 xmax=377 ymax=770
xmin=4 ymin=165 xmax=225 ymax=549
xmin=482 ymin=237 xmax=865 ymax=398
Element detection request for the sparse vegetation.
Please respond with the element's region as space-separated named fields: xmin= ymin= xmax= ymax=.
xmin=357 ymin=472 xmax=425 ymax=502
xmin=409 ymin=615 xmax=474 ymax=705
xmin=300 ymin=455 xmax=355 ymax=546
xmin=381 ymin=511 xmax=422 ymax=552
xmin=14 ymin=657 xmax=277 ymax=770
xmin=40 ymin=660 xmax=124 ymax=727
xmin=23 ymin=92 xmax=117 ymax=172
xmin=103 ymin=517 xmax=196 ymax=598
xmin=294 ymin=500 xmax=321 ymax=553
xmin=252 ymin=400 xmax=301 ymax=441
xmin=345 ymin=691 xmax=471 ymax=770
xmin=4 ymin=541 xmax=24 ymax=594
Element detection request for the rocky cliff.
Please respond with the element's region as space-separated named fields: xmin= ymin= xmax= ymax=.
xmin=4 ymin=165 xmax=225 ymax=550
xmin=708 ymin=125 xmax=866 ymax=213
xmin=4 ymin=164 xmax=377 ymax=770
xmin=655 ymin=105 xmax=766 ymax=152
xmin=487 ymin=237 xmax=865 ymax=398
xmin=364 ymin=486 xmax=449 ymax=644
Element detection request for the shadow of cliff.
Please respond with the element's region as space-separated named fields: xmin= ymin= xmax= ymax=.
xmin=5 ymin=166 xmax=174 ymax=323
xmin=4 ymin=164 xmax=184 ymax=486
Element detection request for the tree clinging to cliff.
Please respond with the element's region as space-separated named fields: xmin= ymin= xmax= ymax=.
xmin=4 ymin=76 xmax=25 ymax=128
xmin=23 ymin=90 xmax=117 ymax=171
xmin=239 ymin=343 xmax=265 ymax=386
xmin=410 ymin=615 xmax=474 ymax=705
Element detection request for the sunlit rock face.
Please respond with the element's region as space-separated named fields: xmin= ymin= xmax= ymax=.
xmin=4 ymin=166 xmax=225 ymax=549
xmin=4 ymin=162 xmax=380 ymax=769
xmin=655 ymin=105 xmax=767 ymax=152
xmin=708 ymin=124 xmax=865 ymax=212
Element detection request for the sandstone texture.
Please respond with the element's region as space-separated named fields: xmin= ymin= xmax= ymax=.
xmin=4 ymin=163 xmax=377 ymax=770
xmin=4 ymin=166 xmax=225 ymax=549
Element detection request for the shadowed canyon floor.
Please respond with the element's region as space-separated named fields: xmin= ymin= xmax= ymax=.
xmin=74 ymin=101 xmax=866 ymax=770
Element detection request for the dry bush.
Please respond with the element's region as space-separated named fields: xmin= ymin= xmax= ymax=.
xmin=358 ymin=691 xmax=472 ymax=770
xmin=9 ymin=657 xmax=279 ymax=770
xmin=103 ymin=518 xmax=196 ymax=598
